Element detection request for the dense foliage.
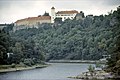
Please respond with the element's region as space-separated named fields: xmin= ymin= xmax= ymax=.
xmin=9 ymin=8 xmax=119 ymax=61
xmin=107 ymin=6 xmax=120 ymax=76
xmin=0 ymin=26 xmax=45 ymax=65
xmin=0 ymin=29 xmax=10 ymax=64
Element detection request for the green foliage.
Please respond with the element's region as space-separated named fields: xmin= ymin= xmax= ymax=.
xmin=23 ymin=59 xmax=34 ymax=66
xmin=88 ymin=65 xmax=95 ymax=72
xmin=54 ymin=18 xmax=62 ymax=24
xmin=3 ymin=24 xmax=14 ymax=32
xmin=0 ymin=65 xmax=11 ymax=69
xmin=43 ymin=12 xmax=49 ymax=16
xmin=106 ymin=6 xmax=120 ymax=76
xmin=88 ymin=65 xmax=95 ymax=76
xmin=0 ymin=29 xmax=10 ymax=64
xmin=9 ymin=7 xmax=120 ymax=61
xmin=95 ymin=62 xmax=102 ymax=68
xmin=11 ymin=63 xmax=15 ymax=68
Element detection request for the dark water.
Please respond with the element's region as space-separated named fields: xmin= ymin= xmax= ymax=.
xmin=0 ymin=63 xmax=94 ymax=80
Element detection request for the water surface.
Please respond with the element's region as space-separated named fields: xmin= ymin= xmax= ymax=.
xmin=0 ymin=63 xmax=94 ymax=80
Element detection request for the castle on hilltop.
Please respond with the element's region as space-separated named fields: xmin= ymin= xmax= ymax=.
xmin=51 ymin=7 xmax=80 ymax=23
xmin=13 ymin=7 xmax=84 ymax=31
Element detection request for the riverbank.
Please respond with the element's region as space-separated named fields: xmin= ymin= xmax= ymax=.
xmin=68 ymin=70 xmax=113 ymax=80
xmin=49 ymin=60 xmax=106 ymax=64
xmin=0 ymin=64 xmax=49 ymax=73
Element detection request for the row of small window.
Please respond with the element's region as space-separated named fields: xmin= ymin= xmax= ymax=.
xmin=52 ymin=17 xmax=74 ymax=19
xmin=56 ymin=14 xmax=73 ymax=16
xmin=64 ymin=17 xmax=74 ymax=19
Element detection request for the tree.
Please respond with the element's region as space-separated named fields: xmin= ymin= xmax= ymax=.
xmin=107 ymin=6 xmax=120 ymax=77
xmin=43 ymin=11 xmax=49 ymax=16
xmin=0 ymin=29 xmax=10 ymax=64
xmin=54 ymin=18 xmax=62 ymax=24
xmin=88 ymin=65 xmax=95 ymax=76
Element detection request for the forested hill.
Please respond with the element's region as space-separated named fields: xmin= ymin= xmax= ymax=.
xmin=6 ymin=8 xmax=119 ymax=61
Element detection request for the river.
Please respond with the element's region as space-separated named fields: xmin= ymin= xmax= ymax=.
xmin=0 ymin=63 xmax=94 ymax=80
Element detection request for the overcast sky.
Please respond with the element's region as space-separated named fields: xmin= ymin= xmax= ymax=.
xmin=0 ymin=0 xmax=120 ymax=24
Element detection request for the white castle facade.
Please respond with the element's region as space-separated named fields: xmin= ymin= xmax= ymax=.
xmin=51 ymin=7 xmax=79 ymax=23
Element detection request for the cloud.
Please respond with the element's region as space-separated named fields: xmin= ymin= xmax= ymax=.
xmin=0 ymin=0 xmax=119 ymax=23
xmin=0 ymin=0 xmax=48 ymax=23
xmin=103 ymin=0 xmax=120 ymax=6
xmin=45 ymin=0 xmax=119 ymax=15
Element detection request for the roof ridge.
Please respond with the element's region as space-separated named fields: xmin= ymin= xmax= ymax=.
xmin=15 ymin=16 xmax=51 ymax=23
xmin=56 ymin=10 xmax=78 ymax=14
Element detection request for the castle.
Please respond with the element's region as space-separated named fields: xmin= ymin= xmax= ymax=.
xmin=13 ymin=7 xmax=84 ymax=31
xmin=51 ymin=7 xmax=79 ymax=23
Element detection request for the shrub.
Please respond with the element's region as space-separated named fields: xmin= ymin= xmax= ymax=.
xmin=23 ymin=59 xmax=35 ymax=66
xmin=11 ymin=63 xmax=16 ymax=68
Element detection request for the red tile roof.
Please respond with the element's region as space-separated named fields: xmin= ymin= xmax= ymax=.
xmin=56 ymin=10 xmax=78 ymax=14
xmin=15 ymin=16 xmax=51 ymax=23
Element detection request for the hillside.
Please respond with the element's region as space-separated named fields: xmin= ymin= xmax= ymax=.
xmin=7 ymin=10 xmax=118 ymax=61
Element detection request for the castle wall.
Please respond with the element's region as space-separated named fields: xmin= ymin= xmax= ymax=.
xmin=56 ymin=13 xmax=77 ymax=21
xmin=14 ymin=16 xmax=51 ymax=31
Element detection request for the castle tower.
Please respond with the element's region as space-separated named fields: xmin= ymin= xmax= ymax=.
xmin=51 ymin=7 xmax=56 ymax=23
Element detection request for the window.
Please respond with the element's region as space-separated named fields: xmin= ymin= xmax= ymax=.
xmin=68 ymin=14 xmax=70 ymax=16
xmin=64 ymin=14 xmax=67 ymax=16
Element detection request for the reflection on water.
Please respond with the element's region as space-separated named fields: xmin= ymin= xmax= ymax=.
xmin=0 ymin=63 xmax=94 ymax=80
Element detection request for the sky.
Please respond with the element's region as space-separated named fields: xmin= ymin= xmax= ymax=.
xmin=0 ymin=0 xmax=120 ymax=24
